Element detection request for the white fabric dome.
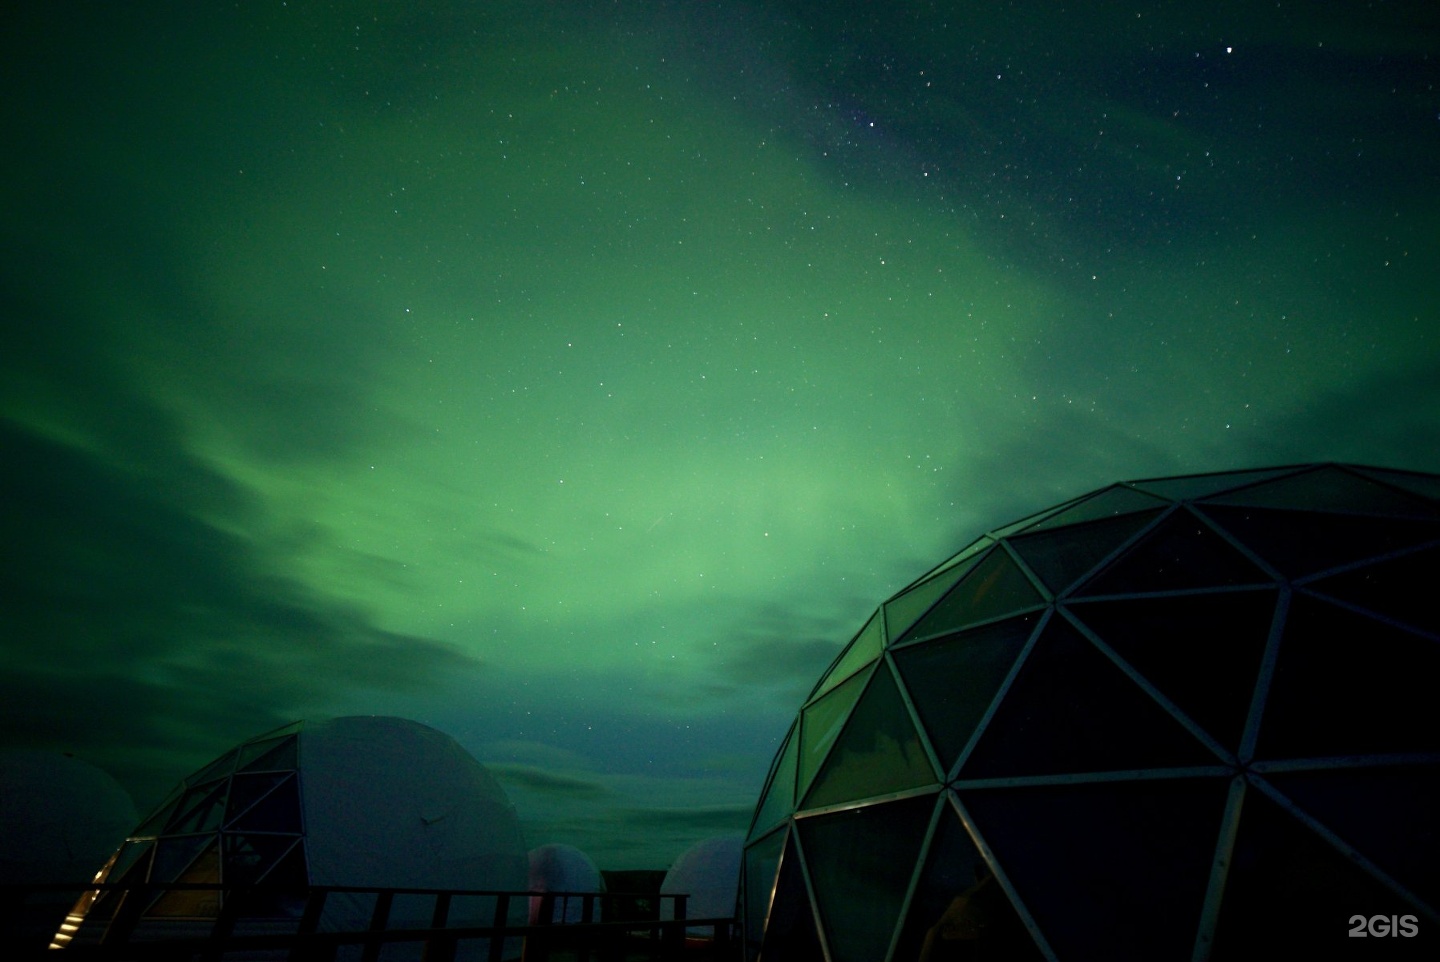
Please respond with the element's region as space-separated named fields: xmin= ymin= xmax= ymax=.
xmin=660 ymin=834 xmax=742 ymax=927
xmin=299 ymin=716 xmax=527 ymax=892
xmin=0 ymin=750 xmax=137 ymax=950
xmin=0 ymin=749 xmax=137 ymax=885
xmin=527 ymin=843 xmax=605 ymax=923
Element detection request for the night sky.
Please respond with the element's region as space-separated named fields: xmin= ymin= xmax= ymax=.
xmin=3 ymin=1 xmax=1438 ymax=870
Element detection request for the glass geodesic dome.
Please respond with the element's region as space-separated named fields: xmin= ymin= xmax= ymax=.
xmin=57 ymin=716 xmax=527 ymax=947
xmin=741 ymin=463 xmax=1439 ymax=962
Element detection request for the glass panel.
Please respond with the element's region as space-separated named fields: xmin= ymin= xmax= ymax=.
xmin=130 ymin=784 xmax=185 ymax=839
xmin=1008 ymin=510 xmax=1165 ymax=594
xmin=961 ymin=778 xmax=1228 ymax=962
xmin=1127 ymin=466 xmax=1305 ymax=502
xmin=1075 ymin=508 xmax=1270 ymax=596
xmin=184 ymin=749 xmax=239 ymax=788
xmin=812 ymin=611 xmax=883 ymax=700
xmin=237 ymin=734 xmax=299 ymax=773
xmin=884 ymin=551 xmax=986 ymax=643
xmin=237 ymin=735 xmax=286 ymax=770
xmin=891 ymin=796 xmax=1044 ymax=962
xmin=797 ymin=667 xmax=874 ymax=803
xmin=223 ymin=833 xmax=303 ymax=886
xmin=1350 ymin=465 xmax=1440 ymax=502
xmin=1255 ymin=595 xmax=1440 ymax=759
xmin=107 ymin=840 xmax=155 ymax=885
xmin=150 ymin=835 xmax=211 ymax=883
xmin=743 ymin=827 xmax=787 ymax=954
xmin=912 ymin=536 xmax=994 ymax=580
xmin=1025 ymin=485 xmax=1169 ymax=532
xmin=164 ymin=781 xmax=229 ymax=835
xmin=757 ymin=831 xmax=826 ymax=962
xmin=228 ymin=772 xmax=303 ymax=833
xmin=1308 ymin=544 xmax=1438 ymax=637
xmin=1198 ymin=504 xmax=1440 ymax=580
xmin=797 ymin=794 xmax=936 ymax=962
xmin=802 ymin=661 xmax=937 ymax=810
xmin=1209 ymin=784 xmax=1424 ymax=957
xmin=1067 ymin=591 xmax=1277 ymax=753
xmin=899 ymin=549 xmax=1042 ymax=644
xmin=146 ymin=842 xmax=221 ymax=918
xmin=750 ymin=725 xmax=799 ymax=841
xmin=960 ymin=618 xmax=1215 ymax=780
xmin=224 ymin=772 xmax=288 ymax=825
xmin=1267 ymin=765 xmax=1439 ymax=911
xmin=991 ymin=501 xmax=1077 ymax=538
xmin=86 ymin=842 xmax=154 ymax=921
xmin=1203 ymin=464 xmax=1440 ymax=518
xmin=893 ymin=614 xmax=1038 ymax=775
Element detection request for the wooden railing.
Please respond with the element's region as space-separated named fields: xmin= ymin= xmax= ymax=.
xmin=2 ymin=882 xmax=739 ymax=961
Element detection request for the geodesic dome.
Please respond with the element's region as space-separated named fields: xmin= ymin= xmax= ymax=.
xmin=57 ymin=716 xmax=527 ymax=945
xmin=741 ymin=463 xmax=1439 ymax=962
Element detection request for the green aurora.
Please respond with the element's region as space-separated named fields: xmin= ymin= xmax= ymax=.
xmin=3 ymin=1 xmax=1438 ymax=868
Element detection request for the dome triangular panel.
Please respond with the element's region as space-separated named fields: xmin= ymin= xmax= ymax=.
xmin=238 ymin=735 xmax=298 ymax=774
xmin=1127 ymin=466 xmax=1307 ymax=502
xmin=750 ymin=725 xmax=798 ymax=841
xmin=802 ymin=662 xmax=936 ymax=809
xmin=890 ymin=796 xmax=1045 ymax=961
xmin=959 ymin=618 xmax=1217 ymax=779
xmin=1265 ymin=765 xmax=1439 ymax=911
xmin=960 ymin=778 xmax=1228 ymax=961
xmin=224 ymin=772 xmax=289 ymax=826
xmin=1066 ymin=591 xmax=1277 ymax=753
xmin=797 ymin=667 xmax=873 ymax=802
xmin=1209 ymin=786 xmax=1424 ymax=956
xmin=227 ymin=773 xmax=302 ymax=833
xmin=147 ymin=842 xmax=221 ymax=918
xmin=165 ymin=782 xmax=228 ymax=835
xmin=185 ymin=749 xmax=239 ymax=789
xmin=899 ymin=548 xmax=1042 ymax=643
xmin=812 ymin=611 xmax=883 ymax=700
xmin=893 ymin=614 xmax=1039 ymax=775
xmin=1198 ymin=503 xmax=1440 ymax=580
xmin=1076 ymin=508 xmax=1269 ymax=595
xmin=797 ymin=794 xmax=935 ymax=962
xmin=223 ymin=834 xmax=304 ymax=886
xmin=742 ymin=826 xmax=786 ymax=953
xmin=884 ymin=551 xmax=987 ymax=643
xmin=1350 ymin=465 xmax=1440 ymax=502
xmin=1305 ymin=544 xmax=1439 ymax=637
xmin=1255 ymin=595 xmax=1440 ymax=760
xmin=1203 ymin=464 xmax=1440 ymax=519
xmin=756 ymin=830 xmax=826 ymax=962
xmin=132 ymin=787 xmax=184 ymax=839
xmin=1024 ymin=484 xmax=1170 ymax=532
xmin=1008 ymin=509 xmax=1164 ymax=594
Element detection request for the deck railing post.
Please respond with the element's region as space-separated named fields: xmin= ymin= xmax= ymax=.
xmin=360 ymin=891 xmax=394 ymax=962
xmin=421 ymin=892 xmax=457 ymax=962
xmin=200 ymin=885 xmax=244 ymax=962
xmin=488 ymin=892 xmax=510 ymax=962
xmin=98 ymin=881 xmax=151 ymax=946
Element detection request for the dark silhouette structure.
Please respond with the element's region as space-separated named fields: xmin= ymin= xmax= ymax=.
xmin=740 ymin=463 xmax=1438 ymax=960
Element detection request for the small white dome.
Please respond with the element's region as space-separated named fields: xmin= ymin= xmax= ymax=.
xmin=0 ymin=749 xmax=137 ymax=885
xmin=527 ymin=843 xmax=605 ymax=923
xmin=660 ymin=834 xmax=742 ymax=927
